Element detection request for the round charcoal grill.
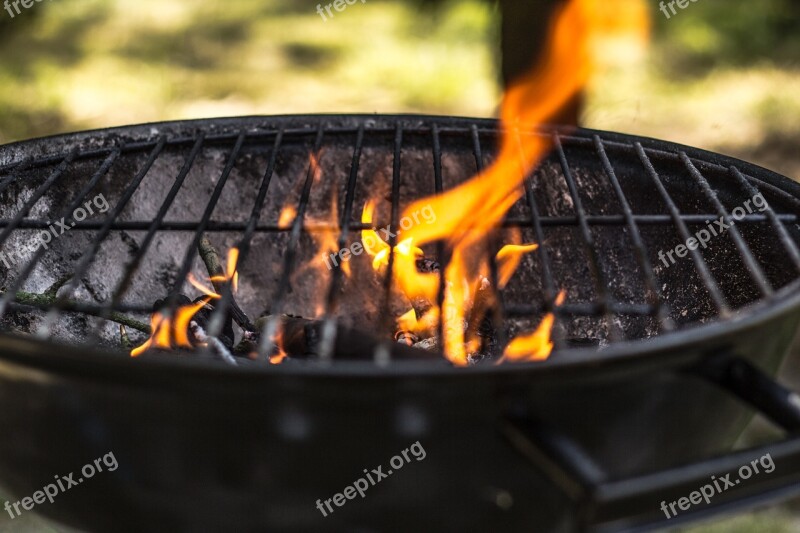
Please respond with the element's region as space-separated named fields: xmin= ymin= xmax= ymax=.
xmin=1 ymin=115 xmax=800 ymax=532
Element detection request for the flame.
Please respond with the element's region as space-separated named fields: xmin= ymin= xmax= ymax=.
xmin=314 ymin=191 xmax=351 ymax=278
xmin=361 ymin=201 xmax=435 ymax=302
xmin=131 ymin=297 xmax=212 ymax=356
xmin=397 ymin=308 xmax=418 ymax=332
xmin=187 ymin=273 xmax=221 ymax=299
xmin=278 ymin=206 xmax=297 ymax=229
xmin=496 ymin=243 xmax=539 ymax=288
xmin=269 ymin=325 xmax=288 ymax=365
xmin=500 ymin=292 xmax=566 ymax=363
xmin=360 ymin=0 xmax=647 ymax=365
xmin=219 ymin=247 xmax=240 ymax=292
xmin=131 ymin=247 xmax=240 ymax=357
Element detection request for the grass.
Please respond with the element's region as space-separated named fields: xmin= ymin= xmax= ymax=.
xmin=0 ymin=0 xmax=499 ymax=142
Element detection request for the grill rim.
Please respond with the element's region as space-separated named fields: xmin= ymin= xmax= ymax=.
xmin=1 ymin=114 xmax=800 ymax=376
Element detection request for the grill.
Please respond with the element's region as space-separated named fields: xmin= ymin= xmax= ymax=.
xmin=1 ymin=114 xmax=800 ymax=532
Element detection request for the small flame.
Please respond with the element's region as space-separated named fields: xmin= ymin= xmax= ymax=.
xmin=269 ymin=326 xmax=288 ymax=365
xmin=278 ymin=206 xmax=297 ymax=229
xmin=186 ymin=247 xmax=241 ymax=299
xmin=496 ymin=243 xmax=539 ymax=288
xmin=187 ymin=273 xmax=221 ymax=299
xmin=361 ymin=201 xmax=434 ymax=302
xmin=130 ymin=297 xmax=212 ymax=356
xmin=131 ymin=248 xmax=240 ymax=357
xmin=314 ymin=190 xmax=351 ymax=278
xmin=269 ymin=328 xmax=287 ymax=365
xmin=500 ymin=292 xmax=566 ymax=363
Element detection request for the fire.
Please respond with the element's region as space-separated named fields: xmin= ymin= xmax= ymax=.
xmin=269 ymin=326 xmax=288 ymax=364
xmin=359 ymin=0 xmax=647 ymax=365
xmin=186 ymin=248 xmax=240 ymax=298
xmin=312 ymin=191 xmax=351 ymax=278
xmin=131 ymin=247 xmax=240 ymax=357
xmin=278 ymin=206 xmax=297 ymax=229
xmin=500 ymin=292 xmax=566 ymax=363
xmin=363 ymin=201 xmax=543 ymax=355
xmin=362 ymin=0 xmax=647 ymax=363
xmin=496 ymin=243 xmax=539 ymax=288
xmin=130 ymin=297 xmax=212 ymax=356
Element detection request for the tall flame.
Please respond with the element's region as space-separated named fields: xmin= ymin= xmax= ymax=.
xmin=365 ymin=0 xmax=646 ymax=364
xmin=313 ymin=190 xmax=351 ymax=278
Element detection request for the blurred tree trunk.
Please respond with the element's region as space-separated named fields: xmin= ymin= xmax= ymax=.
xmin=498 ymin=0 xmax=583 ymax=125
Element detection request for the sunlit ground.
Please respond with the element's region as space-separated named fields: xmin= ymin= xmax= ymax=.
xmin=1 ymin=0 xmax=798 ymax=179
xmin=1 ymin=0 xmax=800 ymax=531
xmin=0 ymin=0 xmax=499 ymax=141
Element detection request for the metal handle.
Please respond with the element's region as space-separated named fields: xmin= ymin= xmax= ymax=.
xmin=500 ymin=356 xmax=800 ymax=532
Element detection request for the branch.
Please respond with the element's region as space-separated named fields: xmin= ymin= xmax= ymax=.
xmin=3 ymin=288 xmax=151 ymax=334
xmin=198 ymin=237 xmax=255 ymax=331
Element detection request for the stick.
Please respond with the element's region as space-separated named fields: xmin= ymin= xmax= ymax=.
xmin=3 ymin=289 xmax=151 ymax=333
xmin=189 ymin=320 xmax=238 ymax=366
xmin=198 ymin=237 xmax=255 ymax=332
xmin=120 ymin=325 xmax=132 ymax=349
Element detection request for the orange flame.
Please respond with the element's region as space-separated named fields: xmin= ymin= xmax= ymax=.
xmin=496 ymin=243 xmax=539 ymax=288
xmin=314 ymin=191 xmax=351 ymax=278
xmin=131 ymin=247 xmax=240 ymax=357
xmin=364 ymin=0 xmax=646 ymax=365
xmin=278 ymin=206 xmax=297 ymax=229
xmin=361 ymin=200 xmax=435 ymax=302
xmin=130 ymin=297 xmax=212 ymax=356
xmin=500 ymin=292 xmax=566 ymax=363
xmin=269 ymin=325 xmax=288 ymax=364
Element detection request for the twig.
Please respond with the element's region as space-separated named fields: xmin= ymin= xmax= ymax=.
xmin=120 ymin=325 xmax=132 ymax=350
xmin=198 ymin=237 xmax=226 ymax=292
xmin=198 ymin=237 xmax=255 ymax=331
xmin=189 ymin=320 xmax=237 ymax=366
xmin=44 ymin=273 xmax=74 ymax=298
xmin=2 ymin=289 xmax=151 ymax=334
xmin=208 ymin=337 xmax=238 ymax=366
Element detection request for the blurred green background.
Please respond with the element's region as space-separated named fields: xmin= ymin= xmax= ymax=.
xmin=1 ymin=0 xmax=800 ymax=531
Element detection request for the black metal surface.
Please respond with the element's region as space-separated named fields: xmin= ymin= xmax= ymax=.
xmin=0 ymin=115 xmax=799 ymax=532
xmin=503 ymin=357 xmax=800 ymax=532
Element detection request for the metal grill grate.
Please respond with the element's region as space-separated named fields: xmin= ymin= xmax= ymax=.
xmin=0 ymin=115 xmax=799 ymax=365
